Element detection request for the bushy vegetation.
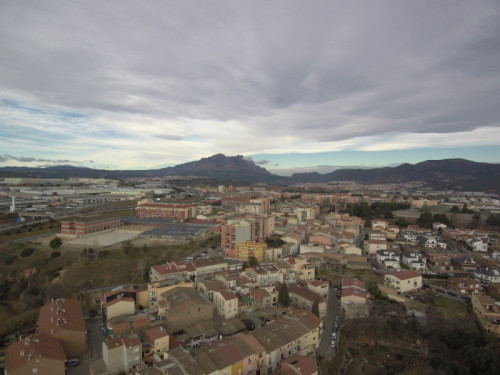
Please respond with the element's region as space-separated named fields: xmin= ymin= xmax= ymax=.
xmin=20 ymin=247 xmax=35 ymax=257
xmin=50 ymin=251 xmax=61 ymax=259
xmin=340 ymin=202 xmax=411 ymax=221
xmin=486 ymin=213 xmax=500 ymax=227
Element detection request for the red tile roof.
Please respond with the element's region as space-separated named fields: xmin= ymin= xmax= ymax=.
xmin=38 ymin=298 xmax=87 ymax=336
xmin=105 ymin=338 xmax=124 ymax=350
xmin=146 ymin=326 xmax=169 ymax=342
xmin=6 ymin=334 xmax=66 ymax=373
xmin=389 ymin=270 xmax=422 ymax=280
xmin=282 ymin=354 xmax=318 ymax=375
xmin=219 ymin=290 xmax=238 ymax=301
xmin=105 ymin=297 xmax=135 ymax=308
xmin=309 ymin=280 xmax=328 ymax=287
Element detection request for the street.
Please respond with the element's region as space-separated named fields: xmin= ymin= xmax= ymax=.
xmin=67 ymin=317 xmax=105 ymax=375
xmin=318 ymin=285 xmax=341 ymax=359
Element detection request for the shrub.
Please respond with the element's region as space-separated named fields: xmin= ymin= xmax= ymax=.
xmin=20 ymin=247 xmax=35 ymax=257
xmin=49 ymin=237 xmax=62 ymax=249
xmin=50 ymin=251 xmax=61 ymax=259
xmin=4 ymin=255 xmax=16 ymax=265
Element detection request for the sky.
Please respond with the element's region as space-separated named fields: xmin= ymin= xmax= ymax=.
xmin=1 ymin=1 xmax=500 ymax=176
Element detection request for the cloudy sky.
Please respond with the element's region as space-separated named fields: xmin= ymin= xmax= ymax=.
xmin=1 ymin=0 xmax=500 ymax=176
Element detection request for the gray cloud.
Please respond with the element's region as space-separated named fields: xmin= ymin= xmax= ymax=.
xmin=256 ymin=159 xmax=270 ymax=165
xmin=0 ymin=1 xmax=499 ymax=168
xmin=0 ymin=154 xmax=79 ymax=164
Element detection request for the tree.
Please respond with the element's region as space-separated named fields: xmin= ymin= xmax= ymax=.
xmin=122 ymin=240 xmax=132 ymax=254
xmin=312 ymin=300 xmax=320 ymax=317
xmin=49 ymin=237 xmax=62 ymax=250
xmin=278 ymin=283 xmax=291 ymax=307
xmin=472 ymin=213 xmax=483 ymax=228
xmin=395 ymin=218 xmax=408 ymax=228
xmin=451 ymin=205 xmax=460 ymax=213
xmin=417 ymin=211 xmax=433 ymax=228
xmin=138 ymin=258 xmax=148 ymax=281
xmin=248 ymin=255 xmax=259 ymax=268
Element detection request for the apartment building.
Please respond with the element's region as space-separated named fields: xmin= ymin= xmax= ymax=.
xmin=6 ymin=335 xmax=66 ymax=375
xmin=136 ymin=202 xmax=196 ymax=221
xmin=38 ymin=298 xmax=87 ymax=358
xmin=235 ymin=241 xmax=268 ymax=263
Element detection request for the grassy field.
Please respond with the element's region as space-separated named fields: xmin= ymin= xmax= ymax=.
xmin=61 ymin=234 xmax=219 ymax=295
xmin=319 ymin=265 xmax=384 ymax=287
xmin=0 ymin=221 xmax=59 ymax=242
xmin=432 ymin=295 xmax=468 ymax=317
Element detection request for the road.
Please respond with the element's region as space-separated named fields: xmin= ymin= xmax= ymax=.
xmin=10 ymin=231 xmax=59 ymax=244
xmin=355 ymin=227 xmax=369 ymax=248
xmin=318 ymin=285 xmax=341 ymax=359
xmin=67 ymin=317 xmax=106 ymax=375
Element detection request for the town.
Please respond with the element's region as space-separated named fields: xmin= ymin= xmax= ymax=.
xmin=1 ymin=176 xmax=500 ymax=375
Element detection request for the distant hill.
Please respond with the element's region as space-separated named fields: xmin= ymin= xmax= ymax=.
xmin=289 ymin=159 xmax=500 ymax=191
xmin=1 ymin=156 xmax=499 ymax=191
xmin=0 ymin=154 xmax=286 ymax=184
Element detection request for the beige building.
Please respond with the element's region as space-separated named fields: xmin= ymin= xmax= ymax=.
xmin=341 ymin=278 xmax=369 ymax=319
xmin=102 ymin=334 xmax=142 ymax=374
xmin=136 ymin=280 xmax=194 ymax=309
xmin=235 ymin=241 xmax=268 ymax=263
xmin=288 ymin=284 xmax=327 ymax=318
xmin=384 ymin=271 xmax=422 ymax=293
xmin=364 ymin=240 xmax=388 ymax=256
xmin=104 ymin=297 xmax=135 ymax=321
xmin=472 ymin=294 xmax=500 ymax=335
xmin=344 ymin=246 xmax=362 ymax=256
xmin=213 ymin=290 xmax=239 ymax=319
xmin=159 ymin=286 xmax=213 ymax=333
xmin=145 ymin=326 xmax=170 ymax=355
xmin=252 ymin=308 xmax=322 ymax=374
xmin=308 ymin=280 xmax=329 ymax=299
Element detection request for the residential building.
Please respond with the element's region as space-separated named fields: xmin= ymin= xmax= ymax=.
xmin=384 ymin=271 xmax=422 ymax=293
xmin=104 ymin=297 xmax=135 ymax=321
xmin=5 ymin=334 xmax=66 ymax=375
xmin=308 ymin=280 xmax=329 ymax=299
xmin=341 ymin=278 xmax=369 ymax=319
xmin=278 ymin=354 xmax=319 ymax=375
xmin=38 ymin=298 xmax=87 ymax=358
xmin=102 ymin=334 xmax=142 ymax=374
xmin=309 ymin=233 xmax=336 ymax=247
xmin=474 ymin=267 xmax=500 ymax=286
xmin=191 ymin=256 xmax=228 ymax=277
xmin=448 ymin=277 xmax=483 ymax=296
xmin=145 ymin=326 xmax=169 ymax=355
xmin=235 ymin=241 xmax=268 ymax=263
xmin=401 ymin=251 xmax=427 ymax=271
xmin=376 ymin=250 xmax=401 ymax=270
xmin=454 ymin=255 xmax=479 ymax=273
xmin=149 ymin=261 xmax=191 ymax=282
xmin=158 ymin=287 xmax=213 ymax=333
xmin=136 ymin=202 xmax=196 ymax=221
xmin=213 ymin=290 xmax=239 ymax=319
xmin=471 ymin=294 xmax=500 ymax=335
xmin=251 ymin=308 xmax=322 ymax=375
xmin=288 ymin=284 xmax=327 ymax=318
xmin=364 ymin=240 xmax=387 ymax=256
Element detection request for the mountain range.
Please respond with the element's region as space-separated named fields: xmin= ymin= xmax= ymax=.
xmin=1 ymin=154 xmax=500 ymax=191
